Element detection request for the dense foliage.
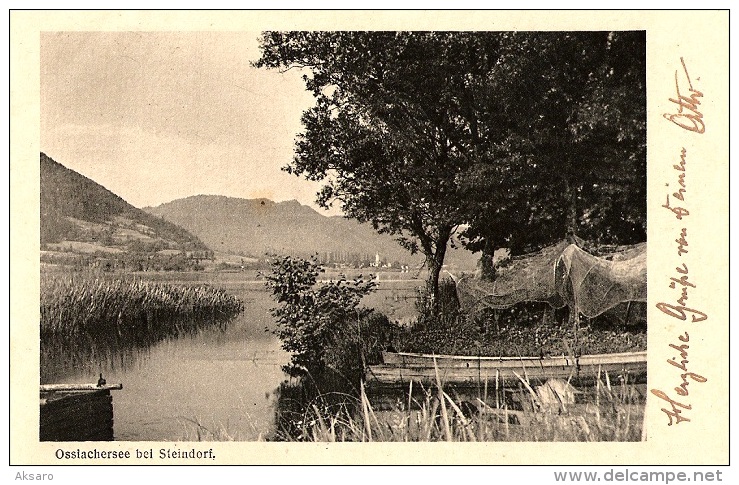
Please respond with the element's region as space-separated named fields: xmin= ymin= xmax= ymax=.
xmin=256 ymin=31 xmax=645 ymax=293
xmin=456 ymin=32 xmax=646 ymax=262
xmin=257 ymin=32 xmax=480 ymax=301
xmin=264 ymin=255 xmax=393 ymax=378
xmin=400 ymin=287 xmax=646 ymax=358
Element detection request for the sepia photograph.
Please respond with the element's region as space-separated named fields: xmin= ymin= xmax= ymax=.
xmin=10 ymin=9 xmax=729 ymax=467
xmin=38 ymin=29 xmax=648 ymax=443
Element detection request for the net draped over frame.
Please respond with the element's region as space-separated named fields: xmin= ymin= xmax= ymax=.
xmin=457 ymin=240 xmax=646 ymax=319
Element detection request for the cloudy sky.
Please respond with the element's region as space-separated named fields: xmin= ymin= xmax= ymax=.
xmin=40 ymin=31 xmax=331 ymax=211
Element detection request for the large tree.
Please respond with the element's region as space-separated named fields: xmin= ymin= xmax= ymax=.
xmin=457 ymin=31 xmax=647 ymax=273
xmin=256 ymin=32 xmax=506 ymax=301
xmin=256 ymin=31 xmax=646 ymax=294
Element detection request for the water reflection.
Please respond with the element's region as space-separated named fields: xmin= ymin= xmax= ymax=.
xmin=40 ymin=314 xmax=233 ymax=384
xmin=40 ymin=284 xmax=290 ymax=441
xmin=39 ymin=277 xmax=422 ymax=441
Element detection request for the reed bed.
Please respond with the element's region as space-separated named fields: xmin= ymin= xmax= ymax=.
xmin=40 ymin=272 xmax=244 ymax=337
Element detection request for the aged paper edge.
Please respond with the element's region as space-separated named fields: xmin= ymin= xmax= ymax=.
xmin=9 ymin=10 xmax=729 ymax=465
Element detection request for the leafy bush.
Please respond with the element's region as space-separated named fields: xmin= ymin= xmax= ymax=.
xmin=264 ymin=255 xmax=385 ymax=378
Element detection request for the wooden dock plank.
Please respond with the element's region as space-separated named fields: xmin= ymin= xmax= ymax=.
xmin=39 ymin=383 xmax=121 ymax=441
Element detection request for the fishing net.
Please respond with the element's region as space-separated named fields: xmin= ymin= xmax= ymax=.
xmin=457 ymin=240 xmax=569 ymax=311
xmin=556 ymin=243 xmax=646 ymax=318
xmin=457 ymin=240 xmax=646 ymax=320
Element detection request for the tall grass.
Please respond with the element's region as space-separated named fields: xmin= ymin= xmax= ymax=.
xmin=329 ymin=387 xmax=638 ymax=442
xmin=414 ymin=276 xmax=461 ymax=329
xmin=272 ymin=371 xmax=644 ymax=442
xmin=40 ymin=272 xmax=244 ymax=337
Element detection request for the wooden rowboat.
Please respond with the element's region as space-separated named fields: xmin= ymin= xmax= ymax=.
xmin=366 ymin=351 xmax=646 ymax=389
xmin=381 ymin=350 xmax=646 ymax=368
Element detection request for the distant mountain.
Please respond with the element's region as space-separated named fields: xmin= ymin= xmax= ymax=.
xmin=145 ymin=195 xmax=479 ymax=269
xmin=144 ymin=195 xmax=409 ymax=263
xmin=40 ymin=152 xmax=207 ymax=252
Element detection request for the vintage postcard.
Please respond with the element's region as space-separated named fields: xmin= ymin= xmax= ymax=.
xmin=9 ymin=10 xmax=729 ymax=466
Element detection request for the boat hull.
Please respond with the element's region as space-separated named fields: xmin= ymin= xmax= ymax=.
xmin=367 ymin=351 xmax=647 ymax=389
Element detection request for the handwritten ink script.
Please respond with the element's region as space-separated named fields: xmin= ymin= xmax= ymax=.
xmin=663 ymin=57 xmax=705 ymax=134
xmin=652 ymin=58 xmax=708 ymax=426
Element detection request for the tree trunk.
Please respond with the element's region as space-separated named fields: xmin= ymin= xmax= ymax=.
xmin=565 ymin=177 xmax=579 ymax=239
xmin=479 ymin=238 xmax=496 ymax=282
xmin=427 ymin=258 xmax=443 ymax=310
xmin=425 ymin=226 xmax=452 ymax=310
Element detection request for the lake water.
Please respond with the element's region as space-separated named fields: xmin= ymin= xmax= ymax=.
xmin=40 ymin=275 xmax=421 ymax=441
